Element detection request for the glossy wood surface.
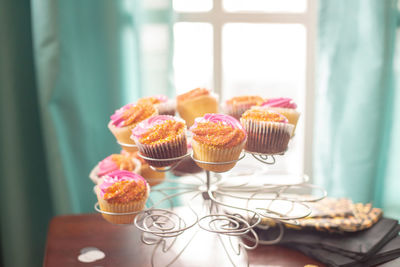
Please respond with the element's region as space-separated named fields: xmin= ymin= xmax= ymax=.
xmin=44 ymin=213 xmax=325 ymax=267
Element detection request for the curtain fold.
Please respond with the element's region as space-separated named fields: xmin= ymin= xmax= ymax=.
xmin=0 ymin=2 xmax=53 ymax=267
xmin=315 ymin=0 xmax=400 ymax=219
xmin=31 ymin=0 xmax=128 ymax=214
xmin=0 ymin=0 xmax=172 ymax=266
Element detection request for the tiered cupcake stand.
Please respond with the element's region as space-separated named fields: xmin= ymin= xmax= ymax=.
xmin=94 ymin=143 xmax=326 ymax=267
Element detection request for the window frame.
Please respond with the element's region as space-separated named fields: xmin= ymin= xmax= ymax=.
xmin=174 ymin=0 xmax=317 ymax=176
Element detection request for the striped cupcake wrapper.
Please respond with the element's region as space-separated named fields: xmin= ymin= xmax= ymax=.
xmin=241 ymin=118 xmax=293 ymax=154
xmin=136 ymin=132 xmax=188 ymax=168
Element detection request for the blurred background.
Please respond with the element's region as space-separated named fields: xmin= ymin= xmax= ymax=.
xmin=0 ymin=0 xmax=399 ymax=266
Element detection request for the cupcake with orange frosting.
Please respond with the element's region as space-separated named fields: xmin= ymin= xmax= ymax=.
xmin=241 ymin=108 xmax=294 ymax=154
xmin=131 ymin=115 xmax=187 ymax=168
xmin=89 ymin=153 xmax=141 ymax=185
xmin=224 ymin=95 xmax=264 ymax=120
xmin=177 ymin=88 xmax=218 ymax=127
xmin=137 ymin=95 xmax=175 ymax=116
xmin=96 ymin=170 xmax=149 ymax=224
xmin=108 ymin=102 xmax=158 ymax=152
xmin=130 ymin=151 xmax=166 ymax=187
xmin=190 ymin=114 xmax=247 ymax=172
xmin=261 ymin=98 xmax=300 ymax=136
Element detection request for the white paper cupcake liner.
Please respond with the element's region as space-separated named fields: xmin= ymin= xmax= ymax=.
xmin=96 ymin=184 xmax=149 ymax=225
xmin=265 ymin=107 xmax=300 ymax=136
xmin=140 ymin=163 xmax=166 ymax=186
xmin=240 ymin=118 xmax=293 ymax=154
xmin=156 ymin=99 xmax=176 ymax=116
xmin=224 ymin=103 xmax=255 ymax=120
xmin=191 ymin=139 xmax=245 ymax=173
xmin=108 ymin=110 xmax=158 ymax=149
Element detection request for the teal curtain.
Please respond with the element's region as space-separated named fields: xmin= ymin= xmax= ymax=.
xmin=0 ymin=0 xmax=172 ymax=266
xmin=314 ymin=0 xmax=400 ymax=219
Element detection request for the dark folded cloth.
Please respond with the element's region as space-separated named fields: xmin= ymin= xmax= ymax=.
xmin=288 ymin=235 xmax=400 ymax=267
xmin=369 ymin=235 xmax=400 ymax=266
xmin=378 ymin=255 xmax=400 ymax=267
xmin=325 ymin=224 xmax=400 ymax=261
xmin=257 ymin=218 xmax=399 ymax=261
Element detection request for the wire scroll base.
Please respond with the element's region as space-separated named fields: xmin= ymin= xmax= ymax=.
xmin=94 ymin=151 xmax=327 ymax=266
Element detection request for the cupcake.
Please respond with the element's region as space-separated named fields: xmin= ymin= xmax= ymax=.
xmin=224 ymin=95 xmax=264 ymax=120
xmin=89 ymin=153 xmax=141 ymax=185
xmin=96 ymin=170 xmax=149 ymax=224
xmin=137 ymin=95 xmax=176 ymax=116
xmin=171 ymin=142 xmax=203 ymax=176
xmin=241 ymin=107 xmax=294 ymax=154
xmin=190 ymin=114 xmax=247 ymax=173
xmin=261 ymin=98 xmax=300 ymax=136
xmin=131 ymin=115 xmax=188 ymax=168
xmin=108 ymin=102 xmax=158 ymax=152
xmin=130 ymin=151 xmax=166 ymax=187
xmin=172 ymin=156 xmax=203 ymax=176
xmin=177 ymin=88 xmax=218 ymax=127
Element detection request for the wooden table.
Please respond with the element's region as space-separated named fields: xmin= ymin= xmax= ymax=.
xmin=44 ymin=213 xmax=325 ymax=267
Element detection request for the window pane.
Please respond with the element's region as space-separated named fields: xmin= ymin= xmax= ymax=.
xmin=224 ymin=0 xmax=307 ymax=13
xmin=173 ymin=0 xmax=213 ymax=12
xmin=223 ymin=23 xmax=306 ymax=174
xmin=141 ymin=24 xmax=170 ymax=96
xmin=173 ymin=23 xmax=213 ymax=95
xmin=223 ymin=23 xmax=305 ymax=99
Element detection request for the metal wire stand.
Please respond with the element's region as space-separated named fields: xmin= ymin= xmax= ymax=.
xmin=94 ymin=151 xmax=327 ymax=267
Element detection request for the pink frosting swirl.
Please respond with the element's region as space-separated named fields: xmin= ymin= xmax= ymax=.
xmin=97 ymin=156 xmax=118 ymax=177
xmin=190 ymin=113 xmax=246 ymax=136
xmin=130 ymin=115 xmax=183 ymax=141
xmin=98 ymin=170 xmax=147 ymax=198
xmin=110 ymin=103 xmax=135 ymax=127
xmin=261 ymin=98 xmax=297 ymax=109
xmin=266 ymin=110 xmax=289 ymax=123
xmin=152 ymin=95 xmax=168 ymax=103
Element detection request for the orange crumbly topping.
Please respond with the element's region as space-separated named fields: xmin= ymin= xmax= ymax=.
xmin=226 ymin=96 xmax=263 ymax=107
xmin=104 ymin=180 xmax=147 ymax=204
xmin=191 ymin=122 xmax=246 ymax=148
xmin=111 ymin=154 xmax=136 ymax=171
xmin=242 ymin=109 xmax=286 ymax=122
xmin=122 ymin=103 xmax=155 ymax=126
xmin=137 ymin=97 xmax=162 ymax=105
xmin=139 ymin=120 xmax=185 ymax=145
xmin=177 ymin=88 xmax=209 ymax=102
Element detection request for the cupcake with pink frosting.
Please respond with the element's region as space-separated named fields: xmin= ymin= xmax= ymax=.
xmin=131 ymin=115 xmax=187 ymax=168
xmin=223 ymin=95 xmax=264 ymax=120
xmin=120 ymin=149 xmax=166 ymax=187
xmin=108 ymin=102 xmax=158 ymax=152
xmin=137 ymin=95 xmax=176 ymax=116
xmin=96 ymin=170 xmax=149 ymax=224
xmin=190 ymin=113 xmax=247 ymax=172
xmin=241 ymin=108 xmax=293 ymax=154
xmin=261 ymin=98 xmax=300 ymax=136
xmin=89 ymin=153 xmax=141 ymax=185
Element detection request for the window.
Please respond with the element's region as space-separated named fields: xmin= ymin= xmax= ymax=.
xmin=173 ymin=0 xmax=317 ymax=176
